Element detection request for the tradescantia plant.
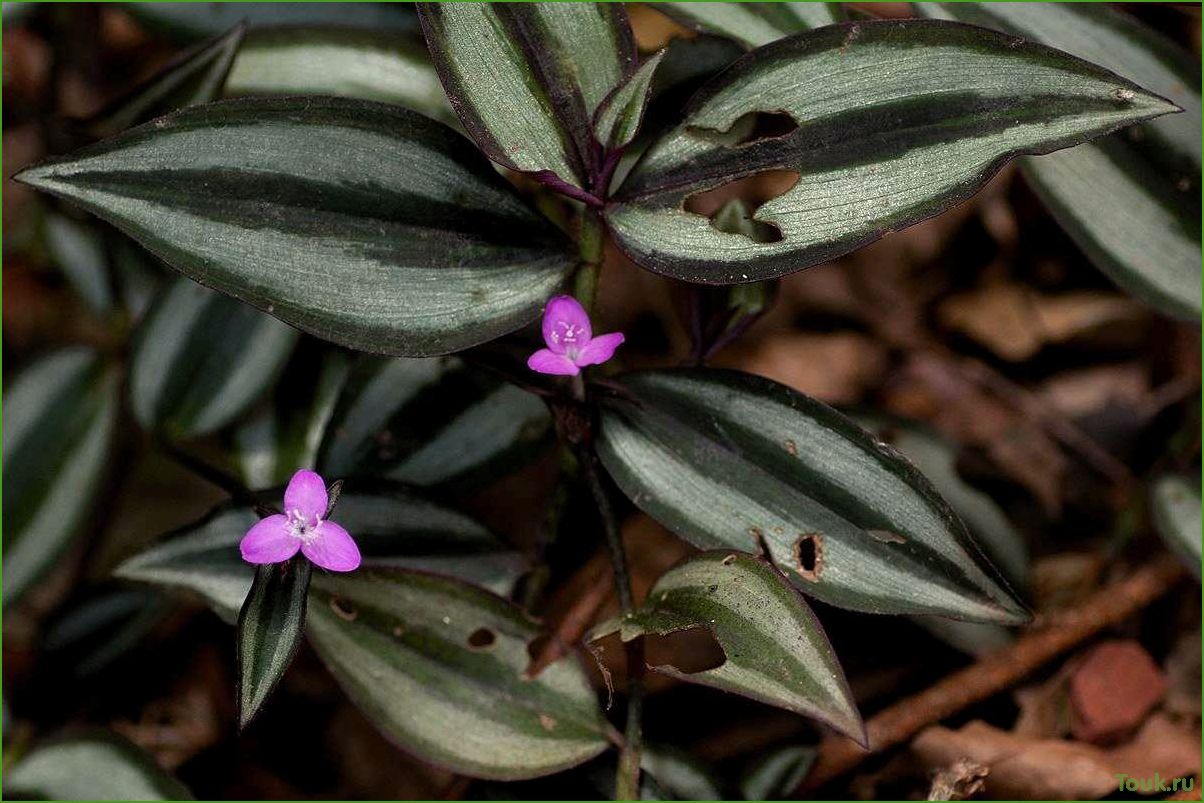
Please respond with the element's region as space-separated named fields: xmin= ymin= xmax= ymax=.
xmin=8 ymin=2 xmax=1194 ymax=798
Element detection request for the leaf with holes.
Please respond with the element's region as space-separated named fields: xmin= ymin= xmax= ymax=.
xmin=85 ymin=24 xmax=245 ymax=138
xmin=317 ymin=355 xmax=552 ymax=491
xmin=1151 ymin=474 xmax=1202 ymax=580
xmin=131 ymin=277 xmax=298 ymax=439
xmin=654 ymin=2 xmax=844 ymax=49
xmin=225 ymin=27 xmax=456 ymax=124
xmin=418 ymin=3 xmax=636 ymax=194
xmin=115 ymin=483 xmax=525 ymax=622
xmin=3 ymin=348 xmax=120 ymax=608
xmin=3 ymin=731 xmax=193 ymax=801
xmin=594 ymin=50 xmax=666 ymax=152
xmin=233 ymin=347 xmax=352 ymax=490
xmin=592 ymin=551 xmax=864 ymax=743
xmin=307 ymin=568 xmax=610 ymax=780
xmin=596 ymin=368 xmax=1028 ymax=623
xmin=915 ymin=3 xmax=1201 ymax=320
xmin=607 ymin=19 xmax=1179 ymax=284
xmin=237 ymin=559 xmax=312 ymax=728
xmin=14 ymin=96 xmax=575 ymax=356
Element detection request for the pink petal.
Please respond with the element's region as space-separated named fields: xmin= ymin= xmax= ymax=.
xmin=284 ymin=469 xmax=327 ymax=521
xmin=574 ymin=332 xmax=625 ymax=367
xmin=541 ymin=295 xmax=591 ymax=355
xmin=527 ymin=348 xmax=580 ymax=376
xmin=240 ymin=515 xmax=301 ymax=564
xmin=302 ymin=521 xmax=361 ymax=572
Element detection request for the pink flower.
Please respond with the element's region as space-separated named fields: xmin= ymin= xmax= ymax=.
xmin=527 ymin=295 xmax=624 ymax=376
xmin=239 ymin=470 xmax=361 ymax=572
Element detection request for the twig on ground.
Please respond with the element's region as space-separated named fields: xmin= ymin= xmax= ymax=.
xmin=800 ymin=555 xmax=1187 ymax=792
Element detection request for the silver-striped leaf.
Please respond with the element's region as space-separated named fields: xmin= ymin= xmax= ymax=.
xmin=114 ymin=482 xmax=526 ymax=623
xmin=591 ymin=551 xmax=864 ymax=743
xmin=607 ymin=19 xmax=1179 ymax=284
xmin=3 ymin=348 xmax=120 ymax=608
xmin=418 ymin=3 xmax=636 ymax=192
xmin=318 ymin=355 xmax=552 ymax=491
xmin=595 ymin=369 xmax=1028 ymax=623
xmin=594 ymin=50 xmax=666 ymax=152
xmin=43 ymin=212 xmax=113 ymax=318
xmin=237 ymin=558 xmax=311 ymax=728
xmin=233 ymin=347 xmax=352 ymax=490
xmin=307 ymin=568 xmax=610 ymax=780
xmin=653 ymin=2 xmax=844 ymax=49
xmin=225 ymin=27 xmax=457 ymax=125
xmin=3 ymin=731 xmax=193 ymax=801
xmin=130 ymin=277 xmax=298 ymax=439
xmin=126 ymin=2 xmax=420 ymax=41
xmin=915 ymin=3 xmax=1201 ymax=320
xmin=85 ymin=23 xmax=245 ymax=138
xmin=15 ymin=96 xmax=576 ymax=356
xmin=1151 ymin=474 xmax=1201 ymax=580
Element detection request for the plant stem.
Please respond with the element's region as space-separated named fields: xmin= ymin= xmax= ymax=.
xmin=581 ymin=451 xmax=643 ymax=800
xmin=573 ymin=207 xmax=605 ymax=313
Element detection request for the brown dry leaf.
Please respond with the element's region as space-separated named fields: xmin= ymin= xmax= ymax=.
xmin=913 ymin=716 xmax=1202 ymax=800
xmin=1069 ymin=640 xmax=1167 ymax=744
xmin=885 ymin=354 xmax=1067 ymax=514
xmin=939 ymin=284 xmax=1148 ymax=363
xmin=1013 ymin=671 xmax=1073 ymax=740
xmin=627 ymin=3 xmax=692 ymax=51
xmin=725 ymin=332 xmax=888 ymax=405
xmin=1037 ymin=364 xmax=1152 ymax=420
xmin=927 ymin=758 xmax=990 ymax=801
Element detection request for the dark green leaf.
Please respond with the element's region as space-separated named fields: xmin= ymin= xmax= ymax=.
xmin=224 ymin=27 xmax=457 ymax=124
xmin=591 ymin=551 xmax=864 ymax=743
xmin=608 ymin=19 xmax=1179 ymax=283
xmin=237 ymin=559 xmax=312 ymax=728
xmin=655 ymin=2 xmax=844 ymax=49
xmin=915 ymin=3 xmax=1201 ymax=320
xmin=15 ymin=96 xmax=575 ymax=356
xmin=233 ymin=348 xmax=352 ymax=490
xmin=1151 ymin=474 xmax=1201 ymax=580
xmin=595 ymin=50 xmax=665 ymax=151
xmin=3 ymin=348 xmax=120 ymax=607
xmin=596 ymin=369 xmax=1028 ymax=623
xmin=86 ymin=24 xmax=245 ymax=138
xmin=740 ymin=745 xmax=815 ymax=801
xmin=318 ymin=355 xmax=552 ymax=491
xmin=42 ymin=587 xmax=171 ymax=679
xmin=3 ymin=731 xmax=192 ymax=801
xmin=418 ymin=3 xmax=636 ymax=191
xmin=307 ymin=568 xmax=610 ymax=780
xmin=114 ymin=483 xmax=526 ymax=622
xmin=126 ymin=2 xmax=419 ymax=41
xmin=130 ymin=277 xmax=298 ymax=439
xmin=43 ymin=212 xmax=113 ymax=318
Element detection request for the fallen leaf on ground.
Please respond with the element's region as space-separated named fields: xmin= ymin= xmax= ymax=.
xmin=1069 ymin=640 xmax=1166 ymax=744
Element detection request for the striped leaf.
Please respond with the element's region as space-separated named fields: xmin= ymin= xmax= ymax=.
xmin=115 ymin=483 xmax=525 ymax=623
xmin=4 ymin=732 xmax=192 ymax=801
xmin=654 ymin=2 xmax=844 ymax=49
xmin=595 ymin=369 xmax=1028 ymax=623
xmin=318 ymin=355 xmax=552 ymax=492
xmin=592 ymin=552 xmax=863 ymax=743
xmin=740 ymin=745 xmax=816 ymax=801
xmin=307 ymin=568 xmax=610 ymax=780
xmin=237 ymin=559 xmax=311 ymax=728
xmin=607 ymin=19 xmax=1179 ymax=284
xmin=915 ymin=3 xmax=1201 ymax=320
xmin=233 ymin=347 xmax=352 ymax=490
xmin=225 ymin=27 xmax=457 ymax=124
xmin=594 ymin=50 xmax=666 ymax=152
xmin=15 ymin=96 xmax=575 ymax=356
xmin=126 ymin=2 xmax=420 ymax=41
xmin=1151 ymin=474 xmax=1202 ymax=580
xmin=3 ymin=349 xmax=120 ymax=608
xmin=44 ymin=212 xmax=113 ymax=318
xmin=85 ymin=23 xmax=245 ymax=138
xmin=131 ymin=277 xmax=298 ymax=439
xmin=418 ymin=3 xmax=636 ymax=192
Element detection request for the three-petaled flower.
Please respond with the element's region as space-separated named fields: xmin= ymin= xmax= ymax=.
xmin=527 ymin=295 xmax=624 ymax=376
xmin=240 ymin=469 xmax=361 ymax=572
